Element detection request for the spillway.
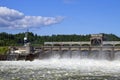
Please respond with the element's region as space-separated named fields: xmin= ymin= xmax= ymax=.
xmin=41 ymin=50 xmax=120 ymax=60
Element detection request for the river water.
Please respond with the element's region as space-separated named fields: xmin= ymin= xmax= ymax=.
xmin=0 ymin=58 xmax=120 ymax=80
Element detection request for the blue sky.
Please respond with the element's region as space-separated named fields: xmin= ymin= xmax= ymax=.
xmin=0 ymin=0 xmax=120 ymax=36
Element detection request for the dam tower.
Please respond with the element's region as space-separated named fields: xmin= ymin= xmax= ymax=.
xmin=24 ymin=29 xmax=31 ymax=54
xmin=90 ymin=34 xmax=103 ymax=46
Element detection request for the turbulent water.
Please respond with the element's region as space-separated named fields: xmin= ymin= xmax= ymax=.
xmin=0 ymin=58 xmax=120 ymax=80
xmin=1 ymin=51 xmax=120 ymax=80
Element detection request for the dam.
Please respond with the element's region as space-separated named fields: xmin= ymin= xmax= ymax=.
xmin=42 ymin=34 xmax=120 ymax=60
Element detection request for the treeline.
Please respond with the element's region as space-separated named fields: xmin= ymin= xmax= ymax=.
xmin=0 ymin=32 xmax=120 ymax=46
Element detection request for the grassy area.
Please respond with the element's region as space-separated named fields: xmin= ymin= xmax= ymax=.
xmin=0 ymin=47 xmax=9 ymax=55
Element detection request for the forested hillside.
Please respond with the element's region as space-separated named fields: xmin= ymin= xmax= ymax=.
xmin=0 ymin=32 xmax=120 ymax=46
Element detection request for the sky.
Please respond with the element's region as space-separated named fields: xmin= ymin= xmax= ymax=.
xmin=0 ymin=0 xmax=120 ymax=36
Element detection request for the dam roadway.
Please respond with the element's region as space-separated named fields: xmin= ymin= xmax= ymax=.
xmin=43 ymin=41 xmax=120 ymax=52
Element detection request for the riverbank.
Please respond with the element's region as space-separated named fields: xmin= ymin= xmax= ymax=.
xmin=0 ymin=47 xmax=9 ymax=55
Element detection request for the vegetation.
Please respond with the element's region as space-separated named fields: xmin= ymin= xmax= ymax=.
xmin=0 ymin=32 xmax=120 ymax=46
xmin=0 ymin=47 xmax=9 ymax=55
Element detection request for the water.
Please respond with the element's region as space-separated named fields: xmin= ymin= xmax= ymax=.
xmin=0 ymin=58 xmax=120 ymax=80
xmin=1 ymin=51 xmax=120 ymax=80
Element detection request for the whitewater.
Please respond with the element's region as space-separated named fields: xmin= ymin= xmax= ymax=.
xmin=0 ymin=58 xmax=120 ymax=80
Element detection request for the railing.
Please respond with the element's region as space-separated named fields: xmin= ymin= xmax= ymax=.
xmin=44 ymin=41 xmax=120 ymax=46
xmin=42 ymin=46 xmax=120 ymax=51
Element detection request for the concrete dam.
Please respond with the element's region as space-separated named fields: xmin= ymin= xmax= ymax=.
xmin=41 ymin=34 xmax=120 ymax=60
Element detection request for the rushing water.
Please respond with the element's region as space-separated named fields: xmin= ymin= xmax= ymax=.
xmin=1 ymin=51 xmax=120 ymax=80
xmin=0 ymin=58 xmax=120 ymax=80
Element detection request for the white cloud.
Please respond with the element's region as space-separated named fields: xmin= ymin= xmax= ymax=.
xmin=0 ymin=7 xmax=64 ymax=29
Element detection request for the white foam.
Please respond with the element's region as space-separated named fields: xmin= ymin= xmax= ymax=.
xmin=0 ymin=59 xmax=120 ymax=74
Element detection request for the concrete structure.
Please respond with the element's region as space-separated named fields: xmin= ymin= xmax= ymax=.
xmin=44 ymin=41 xmax=120 ymax=46
xmin=11 ymin=30 xmax=31 ymax=55
xmin=43 ymin=34 xmax=120 ymax=60
xmin=25 ymin=43 xmax=31 ymax=54
xmin=90 ymin=34 xmax=103 ymax=46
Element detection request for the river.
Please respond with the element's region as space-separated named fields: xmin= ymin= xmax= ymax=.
xmin=0 ymin=58 xmax=120 ymax=80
